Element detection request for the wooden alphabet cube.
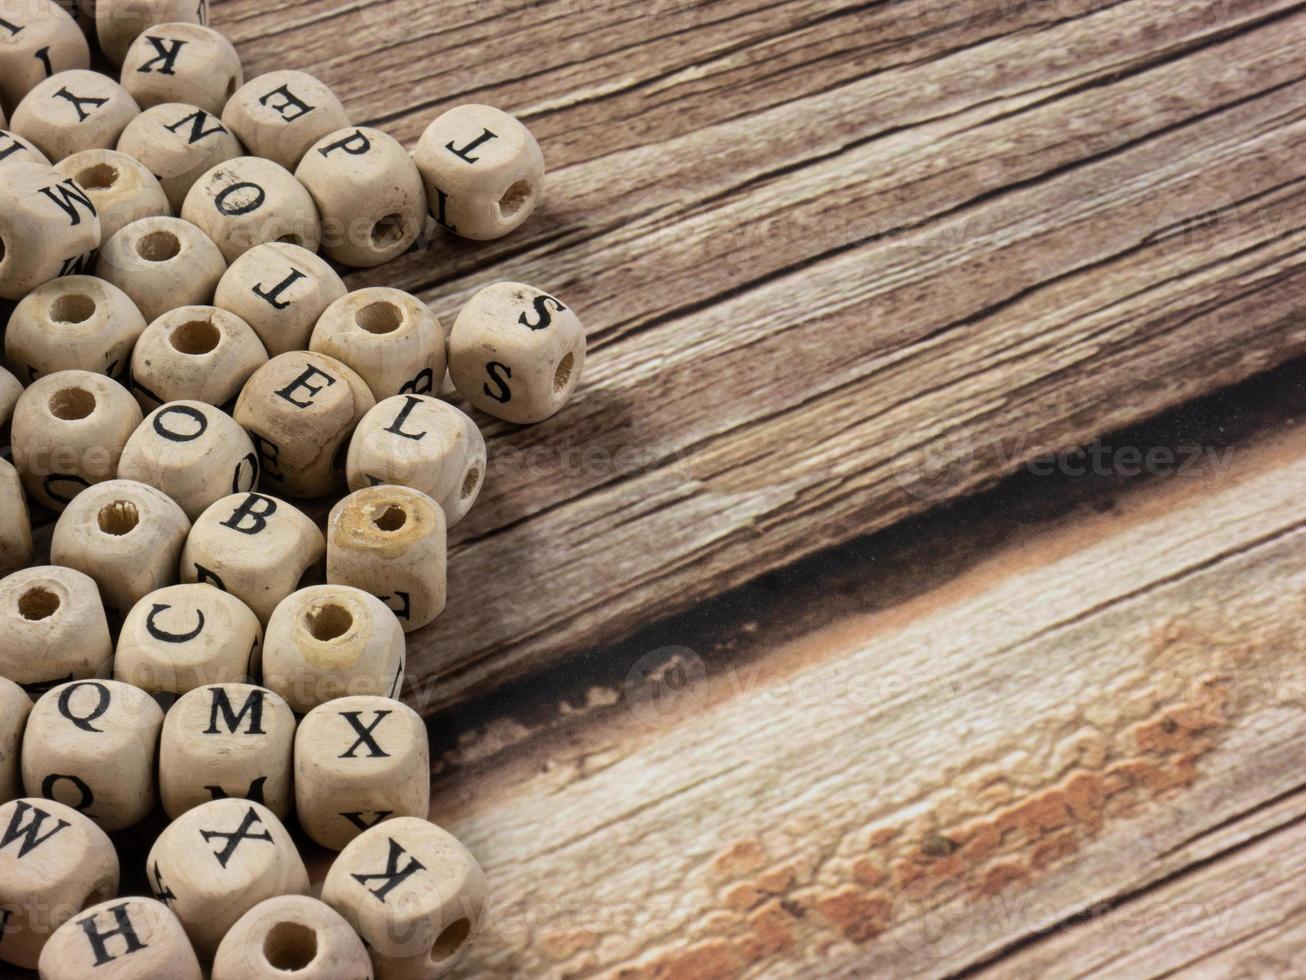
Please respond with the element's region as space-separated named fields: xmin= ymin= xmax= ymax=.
xmin=118 ymin=400 xmax=259 ymax=520
xmin=0 ymin=0 xmax=90 ymax=115
xmin=6 ymin=275 xmax=146 ymax=383
xmin=0 ymin=458 xmax=35 ymax=578
xmin=54 ymin=147 xmax=169 ymax=240
xmin=328 ymin=486 xmax=446 ymax=634
xmin=121 ymin=23 xmax=241 ymax=115
xmin=117 ymin=102 xmax=242 ymax=210
xmin=234 ymin=351 xmax=376 ymax=499
xmin=21 ymin=679 xmax=165 ymax=831
xmin=0 ymin=567 xmax=112 ymax=696
xmin=214 ymin=241 xmax=347 ymax=357
xmin=294 ymin=695 xmax=428 ymax=851
xmin=160 ymin=683 xmax=294 ymax=820
xmin=0 ymin=678 xmax=33 ymax=804
xmin=96 ymin=215 xmax=227 ymax=323
xmin=146 ymin=798 xmax=309 ymax=959
xmin=50 ymin=478 xmax=190 ymax=616
xmin=180 ymin=491 xmax=326 ymax=625
xmin=310 ymin=288 xmax=447 ymax=401
xmin=0 ymin=161 xmax=100 ymax=301
xmin=38 ymin=896 xmax=202 ymax=980
xmin=11 ymin=69 xmax=139 ymax=161
xmin=449 ymin=281 xmax=585 ymax=424
xmin=222 ymin=70 xmax=349 ymax=171
xmin=345 ymin=395 xmax=485 ymax=527
xmin=11 ymin=370 xmax=143 ymax=511
xmin=413 ymin=104 xmax=544 ymax=241
xmin=261 ymin=585 xmax=405 ymax=714
xmin=95 ymin=0 xmax=207 ymax=66
xmin=181 ymin=155 xmax=321 ymax=262
xmin=0 ymin=798 xmax=118 ymax=969
xmin=0 ymin=126 xmax=51 ymax=168
xmin=129 ymin=305 xmax=268 ymax=412
xmin=212 ymin=895 xmax=372 ymax=980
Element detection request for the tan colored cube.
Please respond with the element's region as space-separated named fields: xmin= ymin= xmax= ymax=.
xmin=181 ymin=155 xmax=321 ymax=262
xmin=119 ymin=400 xmax=259 ymax=519
xmin=0 ymin=798 xmax=118 ymax=970
xmin=6 ymin=275 xmax=146 ymax=383
xmin=0 ymin=678 xmax=33 ymax=804
xmin=0 ymin=458 xmax=35 ymax=578
xmin=129 ymin=305 xmax=267 ymax=412
xmin=95 ymin=0 xmax=207 ymax=66
xmin=310 ymin=288 xmax=447 ymax=401
xmin=160 ymin=683 xmax=293 ymax=820
xmin=38 ymin=896 xmax=203 ymax=980
xmin=117 ymin=102 xmax=242 ymax=210
xmin=449 ymin=281 xmax=585 ymax=424
xmin=214 ymin=241 xmax=346 ymax=357
xmin=328 ymin=486 xmax=446 ymax=633
xmin=0 ymin=0 xmax=89 ymax=115
xmin=234 ymin=351 xmax=375 ymax=500
xmin=222 ymin=70 xmax=349 ymax=171
xmin=11 ymin=69 xmax=139 ymax=161
xmin=96 ymin=215 xmax=227 ymax=323
xmin=261 ymin=585 xmax=405 ymax=714
xmin=180 ymin=491 xmax=325 ymax=625
xmin=54 ymin=147 xmax=169 ymax=239
xmin=121 ymin=22 xmax=241 ymax=115
xmin=212 ymin=895 xmax=372 ymax=980
xmin=0 ymin=567 xmax=111 ymax=696
xmin=10 ymin=370 xmax=142 ymax=511
xmin=346 ymin=395 xmax=485 ymax=527
xmin=0 ymin=125 xmax=51 ymax=167
xmin=146 ymin=798 xmax=309 ymax=960
xmin=21 ymin=679 xmax=164 ymax=831
xmin=0 ymin=161 xmax=100 ymax=300
xmin=0 ymin=364 xmax=21 ymax=425
xmin=413 ymin=104 xmax=543 ymax=241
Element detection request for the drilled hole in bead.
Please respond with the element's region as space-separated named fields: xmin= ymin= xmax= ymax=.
xmin=171 ymin=319 xmax=220 ymax=355
xmin=355 ymin=301 xmax=403 ymax=335
xmin=137 ymin=230 xmax=180 ymax=262
xmin=305 ymin=603 xmax=352 ymax=642
xmin=498 ymin=180 xmax=532 ymax=218
xmin=373 ymin=504 xmax=407 ymax=532
xmin=263 ymin=921 xmax=318 ymax=971
xmin=50 ymin=293 xmax=96 ymax=324
xmin=75 ymin=162 xmax=118 ymax=190
xmin=431 ymin=919 xmax=470 ymax=963
xmin=18 ymin=587 xmax=59 ymax=621
xmin=97 ymin=500 xmax=139 ymax=536
xmin=553 ymin=353 xmax=574 ymax=394
xmin=49 ymin=387 xmax=96 ymax=420
xmin=371 ymin=213 xmax=405 ymax=246
xmin=460 ymin=467 xmax=480 ymax=500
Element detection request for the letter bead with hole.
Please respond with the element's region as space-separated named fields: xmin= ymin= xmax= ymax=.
xmin=0 ymin=678 xmax=33 ymax=803
xmin=310 ymin=288 xmax=447 ymax=401
xmin=0 ymin=567 xmax=112 ymax=696
xmin=38 ymin=896 xmax=202 ymax=980
xmin=181 ymin=155 xmax=321 ymax=263
xmin=180 ymin=492 xmax=325 ymax=625
xmin=159 ymin=683 xmax=294 ymax=820
xmin=214 ymin=241 xmax=347 ymax=357
xmin=0 ymin=458 xmax=35 ymax=579
xmin=449 ymin=281 xmax=585 ymax=424
xmin=95 ymin=0 xmax=207 ymax=66
xmin=96 ymin=215 xmax=227 ymax=324
xmin=11 ymin=70 xmax=139 ymax=161
xmin=222 ymin=70 xmax=349 ymax=171
xmin=0 ymin=161 xmax=100 ymax=301
xmin=21 ymin=680 xmax=164 ymax=831
xmin=0 ymin=0 xmax=90 ymax=116
xmin=6 ymin=276 xmax=146 ymax=383
xmin=54 ymin=147 xmax=169 ymax=240
xmin=117 ymin=102 xmax=242 ymax=210
xmin=129 ymin=306 xmax=267 ymax=412
xmin=0 ymin=798 xmax=119 ymax=969
xmin=121 ymin=23 xmax=241 ymax=115
xmin=212 ymin=895 xmax=372 ymax=980
xmin=261 ymin=585 xmax=405 ymax=715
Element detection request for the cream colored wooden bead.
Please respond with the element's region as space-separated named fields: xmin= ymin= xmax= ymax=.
xmin=0 ymin=458 xmax=35 ymax=578
xmin=413 ymin=104 xmax=543 ymax=241
xmin=117 ymin=102 xmax=241 ymax=210
xmin=0 ymin=798 xmax=118 ymax=970
xmin=261 ymin=585 xmax=405 ymax=715
xmin=0 ymin=126 xmax=52 ymax=167
xmin=54 ymin=148 xmax=168 ymax=239
xmin=212 ymin=895 xmax=372 ymax=980
xmin=146 ymin=798 xmax=309 ymax=960
xmin=214 ymin=241 xmax=346 ymax=357
xmin=449 ymin=281 xmax=585 ymax=424
xmin=181 ymin=155 xmax=321 ymax=262
xmin=0 ymin=161 xmax=100 ymax=300
xmin=96 ymin=215 xmax=227 ymax=323
xmin=95 ymin=0 xmax=206 ymax=66
xmin=11 ymin=370 xmax=142 ymax=511
xmin=129 ymin=305 xmax=267 ymax=412
xmin=0 ymin=0 xmax=89 ymax=115
xmin=0 ymin=364 xmax=21 ymax=425
xmin=180 ymin=491 xmax=325 ymax=625
xmin=0 ymin=678 xmax=33 ymax=804
xmin=327 ymin=486 xmax=445 ymax=634
xmin=6 ymin=276 xmax=146 ymax=384
xmin=222 ymin=70 xmax=349 ymax=171
xmin=118 ymin=400 xmax=259 ymax=520
xmin=310 ymin=289 xmax=446 ymax=402
xmin=12 ymin=70 xmax=138 ymax=161
xmin=345 ymin=395 xmax=484 ymax=527
xmin=159 ymin=683 xmax=293 ymax=820
xmin=121 ymin=22 xmax=240 ymax=115
xmin=0 ymin=567 xmax=111 ymax=695
xmin=21 ymin=679 xmax=164 ymax=831
xmin=38 ymin=896 xmax=202 ymax=980
xmin=322 ymin=818 xmax=485 ymax=972
xmin=234 ymin=351 xmax=375 ymax=500
xmin=50 ymin=479 xmax=191 ymax=616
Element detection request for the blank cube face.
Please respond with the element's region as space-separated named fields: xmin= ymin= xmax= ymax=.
xmin=212 ymin=895 xmax=372 ymax=980
xmin=121 ymin=23 xmax=242 ymax=116
xmin=0 ymin=566 xmax=112 ymax=696
xmin=0 ymin=458 xmax=35 ymax=578
xmin=11 ymin=69 xmax=139 ymax=162
xmin=0 ymin=162 xmax=100 ymax=302
xmin=214 ymin=241 xmax=347 ymax=357
xmin=38 ymin=897 xmax=202 ymax=980
xmin=0 ymin=678 xmax=33 ymax=804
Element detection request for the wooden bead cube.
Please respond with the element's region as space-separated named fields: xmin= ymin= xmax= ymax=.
xmin=0 ymin=798 xmax=118 ymax=969
xmin=449 ymin=281 xmax=585 ymax=424
xmin=222 ymin=70 xmax=349 ymax=171
xmin=310 ymin=288 xmax=447 ymax=401
xmin=129 ymin=305 xmax=268 ymax=412
xmin=327 ymin=486 xmax=446 ymax=634
xmin=11 ymin=370 xmax=142 ymax=511
xmin=117 ymin=102 xmax=242 ymax=210
xmin=234 ymin=351 xmax=375 ymax=499
xmin=54 ymin=147 xmax=169 ymax=239
xmin=0 ymin=567 xmax=112 ymax=696
xmin=413 ymin=104 xmax=543 ymax=241
xmin=0 ymin=457 xmax=35 ymax=578
xmin=0 ymin=161 xmax=100 ymax=300
xmin=214 ymin=241 xmax=347 ymax=357
xmin=180 ymin=491 xmax=325 ymax=625
xmin=0 ymin=0 xmax=89 ymax=115
xmin=115 ymin=585 xmax=261 ymax=696
xmin=322 ymin=818 xmax=485 ymax=971
xmin=146 ymin=798 xmax=309 ymax=960
xmin=261 ymin=585 xmax=405 ymax=714
xmin=121 ymin=23 xmax=241 ymax=115
xmin=346 ymin=395 xmax=485 ymax=527
xmin=21 ymin=679 xmax=164 ymax=831
xmin=159 ymin=683 xmax=294 ymax=820
xmin=118 ymin=400 xmax=259 ymax=520
xmin=212 ymin=895 xmax=372 ymax=980
xmin=38 ymin=896 xmax=202 ymax=980
xmin=6 ymin=275 xmax=146 ymax=383
xmin=95 ymin=0 xmax=207 ymax=66
xmin=12 ymin=69 xmax=139 ymax=161
xmin=96 ymin=215 xmax=227 ymax=323
xmin=0 ymin=126 xmax=51 ymax=168
xmin=181 ymin=155 xmax=321 ymax=262
xmin=0 ymin=678 xmax=33 ymax=804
